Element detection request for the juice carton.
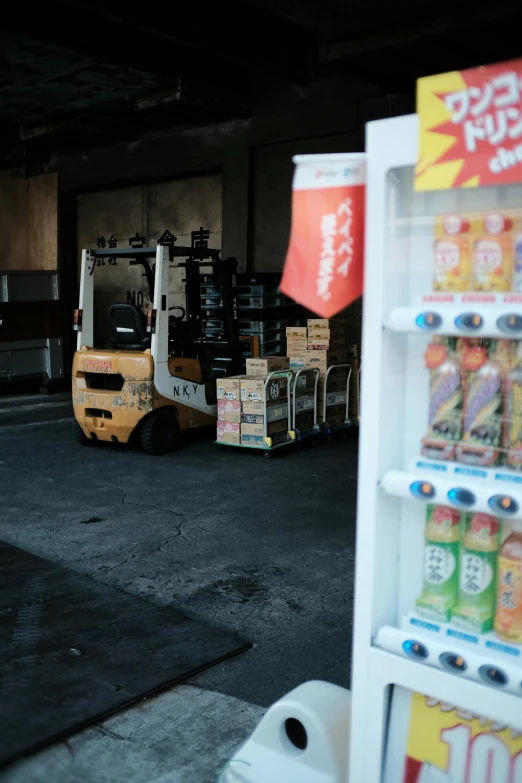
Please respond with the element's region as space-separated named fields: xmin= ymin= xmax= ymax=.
xmin=433 ymin=214 xmax=472 ymax=292
xmin=456 ymin=340 xmax=509 ymax=466
xmin=473 ymin=212 xmax=514 ymax=292
xmin=451 ymin=513 xmax=500 ymax=634
xmin=505 ymin=341 xmax=522 ymax=470
xmin=421 ymin=338 xmax=463 ymax=461
xmin=416 ymin=505 xmax=461 ymax=623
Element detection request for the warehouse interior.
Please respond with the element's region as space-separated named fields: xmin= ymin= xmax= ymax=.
xmin=2 ymin=1 xmax=522 ymax=780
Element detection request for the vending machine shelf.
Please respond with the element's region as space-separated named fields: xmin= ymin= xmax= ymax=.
xmin=386 ymin=293 xmax=522 ymax=338
xmin=381 ymin=469 xmax=522 ymax=519
xmin=375 ymin=624 xmax=522 ymax=698
xmin=385 ymin=304 xmax=522 ymax=339
xmin=402 ymin=612 xmax=522 ymax=662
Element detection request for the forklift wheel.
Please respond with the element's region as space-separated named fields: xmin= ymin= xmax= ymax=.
xmin=73 ymin=420 xmax=95 ymax=447
xmin=140 ymin=409 xmax=179 ymax=455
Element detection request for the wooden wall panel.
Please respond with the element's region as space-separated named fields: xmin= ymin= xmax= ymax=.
xmin=0 ymin=176 xmax=29 ymax=270
xmin=28 ymin=174 xmax=58 ymax=270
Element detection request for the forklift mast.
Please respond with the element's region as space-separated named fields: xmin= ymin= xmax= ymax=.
xmin=169 ymin=246 xmax=242 ymax=377
xmin=78 ymin=235 xmax=243 ymax=377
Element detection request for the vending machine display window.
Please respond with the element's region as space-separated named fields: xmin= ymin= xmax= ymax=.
xmin=351 ymin=114 xmax=522 ymax=783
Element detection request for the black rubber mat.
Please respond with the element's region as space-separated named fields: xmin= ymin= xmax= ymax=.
xmin=0 ymin=541 xmax=250 ymax=768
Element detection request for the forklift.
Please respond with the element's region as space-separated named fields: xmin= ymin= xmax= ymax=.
xmin=71 ymin=236 xmax=243 ymax=454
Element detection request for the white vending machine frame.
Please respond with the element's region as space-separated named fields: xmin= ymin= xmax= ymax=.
xmin=350 ymin=113 xmax=522 ymax=783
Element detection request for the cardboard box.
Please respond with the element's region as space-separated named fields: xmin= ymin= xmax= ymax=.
xmin=289 ymin=355 xmax=307 ymax=369
xmin=286 ymin=327 xmax=307 ymax=337
xmin=216 ymin=377 xmax=243 ymax=401
xmin=241 ymin=400 xmax=264 ymax=414
xmin=241 ymin=419 xmax=288 ymax=438
xmin=241 ymin=403 xmax=288 ymax=424
xmin=294 ymin=394 xmax=315 ymax=413
xmin=241 ymin=376 xmax=287 ymax=403
xmin=306 ymin=349 xmax=348 ymax=368
xmin=241 ymin=430 xmax=289 ymax=447
xmin=216 ymin=421 xmax=240 ymax=444
xmin=293 ymin=371 xmax=317 ymax=395
xmin=217 ymin=399 xmax=241 ymax=423
xmin=245 ymin=357 xmax=290 ymax=376
xmin=317 ymin=391 xmax=347 ymax=407
xmin=307 ymin=319 xmax=330 ymax=330
xmin=308 ymin=341 xmax=330 ymax=350
xmin=294 ymin=410 xmax=314 ymax=432
xmin=308 ymin=328 xmax=331 ymax=340
xmin=308 ymin=319 xmax=345 ymax=333
xmin=287 ymin=338 xmax=308 ymax=352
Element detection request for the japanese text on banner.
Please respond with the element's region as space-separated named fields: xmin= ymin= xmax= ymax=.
xmin=416 ymin=58 xmax=522 ymax=190
xmin=281 ymin=156 xmax=365 ymax=318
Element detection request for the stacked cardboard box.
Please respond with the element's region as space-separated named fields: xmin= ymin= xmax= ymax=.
xmin=245 ymin=357 xmax=290 ymax=376
xmin=216 ymin=369 xmax=290 ymax=447
xmin=307 ymin=319 xmax=346 ymax=350
xmin=286 ymin=327 xmax=307 ymax=355
xmin=286 ymin=319 xmax=355 ymax=425
xmin=240 ymin=375 xmax=289 ymax=446
xmin=216 ymin=377 xmax=243 ymax=444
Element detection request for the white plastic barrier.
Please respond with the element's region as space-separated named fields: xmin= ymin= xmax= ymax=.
xmin=219 ymin=680 xmax=351 ymax=783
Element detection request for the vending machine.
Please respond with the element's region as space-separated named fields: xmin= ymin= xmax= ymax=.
xmin=350 ymin=111 xmax=522 ymax=782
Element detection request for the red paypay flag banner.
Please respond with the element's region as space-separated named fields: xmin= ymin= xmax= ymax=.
xmin=280 ymin=154 xmax=366 ymax=317
xmin=417 ymin=58 xmax=522 ymax=190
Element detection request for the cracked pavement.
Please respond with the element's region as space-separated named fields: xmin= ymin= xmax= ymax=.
xmin=0 ymin=419 xmax=358 ymax=707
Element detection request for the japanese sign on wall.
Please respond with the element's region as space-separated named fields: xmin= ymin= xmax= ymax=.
xmin=416 ymin=58 xmax=522 ymax=191
xmin=403 ymin=691 xmax=522 ymax=782
xmin=281 ymin=154 xmax=365 ymax=317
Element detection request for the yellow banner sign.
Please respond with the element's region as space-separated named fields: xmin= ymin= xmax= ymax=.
xmin=416 ymin=59 xmax=522 ymax=191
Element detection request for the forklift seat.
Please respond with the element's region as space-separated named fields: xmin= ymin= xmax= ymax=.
xmin=109 ymin=304 xmax=151 ymax=350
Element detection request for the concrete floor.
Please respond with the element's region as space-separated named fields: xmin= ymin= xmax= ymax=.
xmin=5 ymin=685 xmax=266 ymax=783
xmin=0 ymin=395 xmax=358 ymax=779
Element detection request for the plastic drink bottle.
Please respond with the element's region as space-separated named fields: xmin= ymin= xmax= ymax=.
xmin=416 ymin=505 xmax=461 ymax=622
xmin=452 ymin=513 xmax=500 ymax=634
xmin=495 ymin=527 xmax=522 ymax=643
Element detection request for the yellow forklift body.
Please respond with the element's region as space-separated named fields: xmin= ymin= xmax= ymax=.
xmin=72 ymin=349 xmax=215 ymax=443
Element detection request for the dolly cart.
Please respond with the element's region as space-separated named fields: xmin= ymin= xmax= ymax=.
xmin=321 ymin=363 xmax=352 ymax=441
xmin=216 ymin=371 xmax=294 ymax=459
xmin=288 ymin=368 xmax=321 ymax=447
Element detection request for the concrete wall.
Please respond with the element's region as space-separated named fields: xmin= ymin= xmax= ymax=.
xmin=77 ymin=174 xmax=222 ymax=345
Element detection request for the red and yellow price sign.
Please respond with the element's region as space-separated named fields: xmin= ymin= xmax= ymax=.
xmin=404 ymin=691 xmax=522 ymax=782
xmin=416 ymin=59 xmax=522 ymax=191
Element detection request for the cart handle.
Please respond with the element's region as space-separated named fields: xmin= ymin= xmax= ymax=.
xmin=322 ymin=363 xmax=353 ymax=428
xmin=289 ymin=367 xmax=320 ymax=435
xmin=262 ymin=371 xmax=294 ymax=441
